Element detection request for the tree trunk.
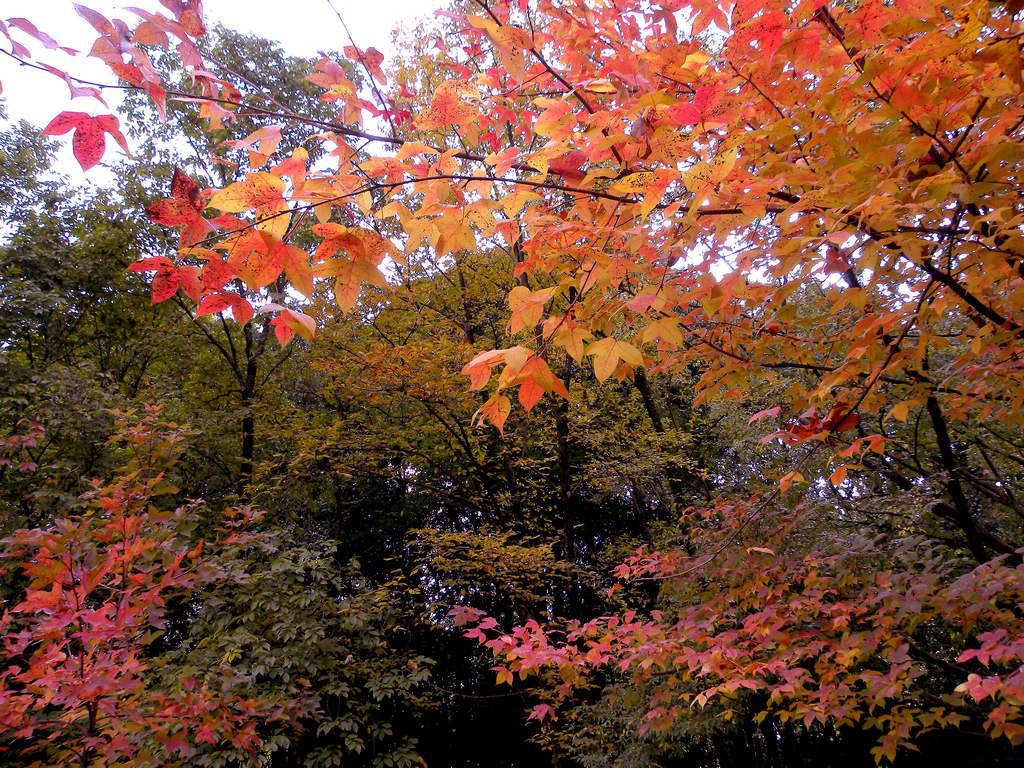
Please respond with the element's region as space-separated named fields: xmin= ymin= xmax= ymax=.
xmin=238 ymin=321 xmax=258 ymax=492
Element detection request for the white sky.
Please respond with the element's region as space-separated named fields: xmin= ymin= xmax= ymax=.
xmin=0 ymin=1 xmax=433 ymax=174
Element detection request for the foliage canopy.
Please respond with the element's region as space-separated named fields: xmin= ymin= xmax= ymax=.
xmin=2 ymin=0 xmax=1024 ymax=765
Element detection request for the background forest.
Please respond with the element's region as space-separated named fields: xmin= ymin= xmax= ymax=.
xmin=1 ymin=1 xmax=1024 ymax=767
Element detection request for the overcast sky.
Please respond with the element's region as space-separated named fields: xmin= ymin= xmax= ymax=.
xmin=0 ymin=1 xmax=432 ymax=130
xmin=0 ymin=1 xmax=434 ymax=183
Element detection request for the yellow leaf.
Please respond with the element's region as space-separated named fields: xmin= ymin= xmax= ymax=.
xmin=582 ymin=79 xmax=617 ymax=94
xmin=534 ymin=99 xmax=574 ymax=140
xmin=586 ymin=338 xmax=643 ymax=382
xmin=552 ymin=324 xmax=593 ymax=363
xmin=610 ymin=171 xmax=655 ymax=196
xmin=209 ymin=172 xmax=285 ymax=213
xmin=281 ymin=309 xmax=315 ymax=342
xmin=779 ymin=471 xmax=805 ymax=493
xmin=502 ymin=345 xmax=530 ymax=374
xmin=508 ymin=285 xmax=555 ymax=333
xmin=642 ymin=318 xmax=683 ymax=345
xmin=885 ymin=400 xmax=917 ymax=422
xmin=395 ymin=140 xmax=439 ymax=161
xmin=256 ymin=211 xmax=290 ymax=240
xmin=320 ymin=259 xmax=387 ymax=313
xmin=314 ymin=201 xmax=332 ymax=224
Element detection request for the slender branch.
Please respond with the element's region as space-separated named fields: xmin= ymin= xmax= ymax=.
xmin=324 ymin=0 xmax=399 ymax=137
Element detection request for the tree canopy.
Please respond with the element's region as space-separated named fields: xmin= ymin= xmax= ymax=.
xmin=1 ymin=1 xmax=1023 ymax=766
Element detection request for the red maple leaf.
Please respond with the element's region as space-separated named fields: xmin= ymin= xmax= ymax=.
xmin=41 ymin=111 xmax=130 ymax=171
xmin=146 ymin=168 xmax=214 ymax=247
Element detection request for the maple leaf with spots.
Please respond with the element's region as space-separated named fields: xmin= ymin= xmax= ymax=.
xmin=42 ymin=111 xmax=130 ymax=170
xmin=146 ymin=168 xmax=214 ymax=248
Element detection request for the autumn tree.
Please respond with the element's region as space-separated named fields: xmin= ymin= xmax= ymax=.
xmin=4 ymin=0 xmax=1024 ymax=765
xmin=0 ymin=408 xmax=288 ymax=766
xmin=252 ymin=241 xmax=716 ymax=766
xmin=117 ymin=25 xmax=350 ymax=492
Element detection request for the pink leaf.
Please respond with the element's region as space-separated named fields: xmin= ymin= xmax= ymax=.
xmin=42 ymin=111 xmax=87 ymax=136
xmin=748 ymin=406 xmax=781 ymax=425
